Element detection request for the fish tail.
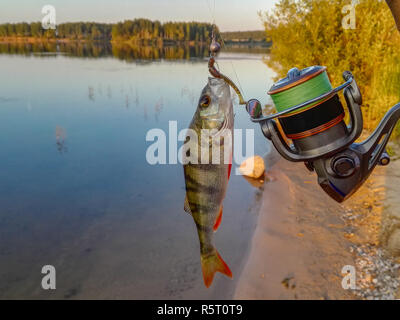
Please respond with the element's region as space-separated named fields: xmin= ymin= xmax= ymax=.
xmin=201 ymin=249 xmax=232 ymax=288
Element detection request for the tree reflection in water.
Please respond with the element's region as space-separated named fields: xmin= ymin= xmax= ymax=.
xmin=0 ymin=41 xmax=209 ymax=61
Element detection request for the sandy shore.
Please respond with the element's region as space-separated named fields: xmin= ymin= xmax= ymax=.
xmin=234 ymin=150 xmax=400 ymax=300
xmin=380 ymin=160 xmax=400 ymax=256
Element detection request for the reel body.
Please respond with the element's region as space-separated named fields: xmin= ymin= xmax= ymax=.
xmin=247 ymin=66 xmax=400 ymax=202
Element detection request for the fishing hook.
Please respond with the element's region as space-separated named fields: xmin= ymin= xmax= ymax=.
xmin=208 ymin=29 xmax=247 ymax=105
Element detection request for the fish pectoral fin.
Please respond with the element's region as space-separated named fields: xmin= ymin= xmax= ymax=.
xmin=228 ymin=159 xmax=232 ymax=180
xmin=213 ymin=206 xmax=223 ymax=232
xmin=184 ymin=195 xmax=192 ymax=215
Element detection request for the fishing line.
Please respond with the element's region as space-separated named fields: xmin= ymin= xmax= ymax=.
xmin=205 ymin=0 xmax=216 ymax=25
xmin=204 ymin=0 xmax=246 ymax=102
xmin=270 ymin=71 xmax=332 ymax=113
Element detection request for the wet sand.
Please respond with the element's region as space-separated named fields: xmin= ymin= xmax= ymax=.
xmin=381 ymin=160 xmax=400 ymax=256
xmin=235 ymin=149 xmax=400 ymax=300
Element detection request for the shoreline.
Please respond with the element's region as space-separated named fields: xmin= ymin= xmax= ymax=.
xmin=0 ymin=38 xmax=271 ymax=50
xmin=234 ymin=149 xmax=400 ymax=300
xmin=0 ymin=37 xmax=208 ymax=46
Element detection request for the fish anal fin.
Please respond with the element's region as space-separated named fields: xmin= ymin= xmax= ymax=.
xmin=213 ymin=206 xmax=223 ymax=231
xmin=201 ymin=249 xmax=232 ymax=288
xmin=228 ymin=152 xmax=232 ymax=180
xmin=184 ymin=195 xmax=192 ymax=215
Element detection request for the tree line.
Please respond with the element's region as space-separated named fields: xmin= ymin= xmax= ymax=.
xmin=0 ymin=19 xmax=216 ymax=43
xmin=0 ymin=22 xmax=111 ymax=40
xmin=220 ymin=30 xmax=266 ymax=42
xmin=111 ymin=19 xmax=215 ymax=42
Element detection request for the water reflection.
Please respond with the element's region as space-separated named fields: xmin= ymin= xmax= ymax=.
xmin=134 ymin=88 xmax=139 ymax=107
xmin=0 ymin=41 xmax=112 ymax=58
xmin=125 ymin=95 xmax=129 ymax=109
xmin=55 ymin=126 xmax=67 ymax=154
xmin=85 ymin=80 xmax=166 ymax=119
xmin=0 ymin=41 xmax=269 ymax=62
xmin=88 ymin=86 xmax=95 ymax=101
xmin=0 ymin=96 xmax=17 ymax=103
xmin=154 ymin=98 xmax=163 ymax=122
xmin=0 ymin=41 xmax=210 ymax=61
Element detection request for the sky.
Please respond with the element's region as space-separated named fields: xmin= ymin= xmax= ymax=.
xmin=0 ymin=0 xmax=279 ymax=31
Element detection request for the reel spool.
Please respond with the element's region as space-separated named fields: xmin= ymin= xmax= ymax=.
xmin=246 ymin=66 xmax=400 ymax=202
xmin=269 ymin=66 xmax=346 ymax=145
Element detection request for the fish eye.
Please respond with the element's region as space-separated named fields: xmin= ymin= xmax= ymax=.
xmin=199 ymin=95 xmax=210 ymax=108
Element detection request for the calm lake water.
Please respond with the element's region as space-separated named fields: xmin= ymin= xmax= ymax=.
xmin=0 ymin=45 xmax=275 ymax=299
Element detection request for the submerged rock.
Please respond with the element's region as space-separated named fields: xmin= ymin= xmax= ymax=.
xmin=239 ymin=156 xmax=265 ymax=179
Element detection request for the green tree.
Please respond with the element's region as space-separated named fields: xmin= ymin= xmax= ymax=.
xmin=30 ymin=22 xmax=42 ymax=37
xmin=261 ymin=0 xmax=400 ymax=131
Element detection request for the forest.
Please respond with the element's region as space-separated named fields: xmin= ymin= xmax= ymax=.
xmin=220 ymin=30 xmax=266 ymax=42
xmin=0 ymin=19 xmax=216 ymax=43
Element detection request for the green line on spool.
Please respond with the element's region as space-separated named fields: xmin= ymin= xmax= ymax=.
xmin=270 ymin=71 xmax=333 ymax=114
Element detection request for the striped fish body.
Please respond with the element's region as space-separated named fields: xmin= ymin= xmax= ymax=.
xmin=183 ymin=77 xmax=234 ymax=288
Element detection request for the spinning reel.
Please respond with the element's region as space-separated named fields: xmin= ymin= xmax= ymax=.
xmin=246 ymin=66 xmax=400 ymax=202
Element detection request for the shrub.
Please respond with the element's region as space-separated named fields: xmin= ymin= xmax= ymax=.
xmin=261 ymin=0 xmax=400 ymax=132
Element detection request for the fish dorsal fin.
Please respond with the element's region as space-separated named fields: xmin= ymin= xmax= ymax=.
xmin=184 ymin=195 xmax=192 ymax=215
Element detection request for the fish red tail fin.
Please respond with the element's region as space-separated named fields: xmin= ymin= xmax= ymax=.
xmin=201 ymin=250 xmax=232 ymax=288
